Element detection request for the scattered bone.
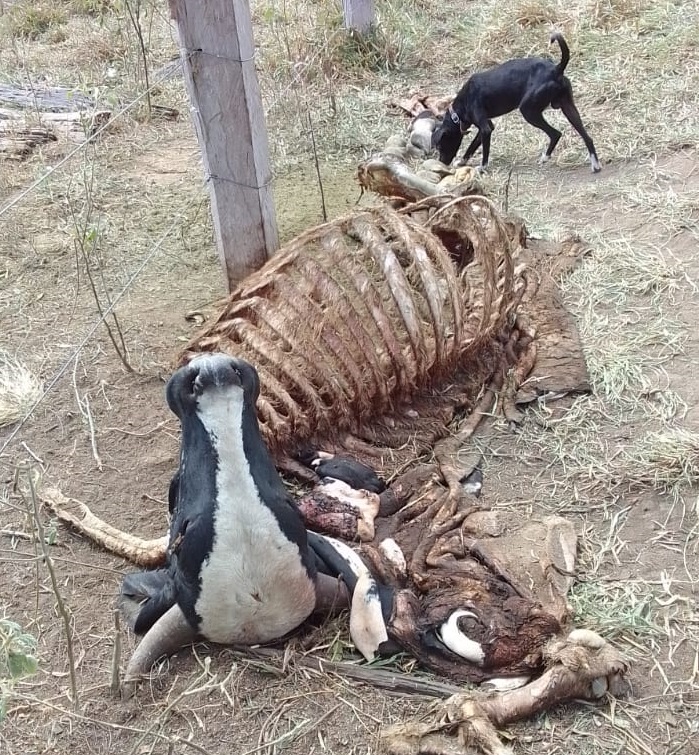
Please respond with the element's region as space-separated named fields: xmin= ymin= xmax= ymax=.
xmin=350 ymin=570 xmax=389 ymax=660
xmin=409 ymin=113 xmax=437 ymax=153
xmin=382 ymin=632 xmax=629 ymax=755
xmin=41 ymin=487 xmax=167 ymax=567
xmin=541 ymin=516 xmax=577 ymax=602
xmin=378 ymin=537 xmax=407 ymax=578
xmin=481 ymin=675 xmax=531 ymax=692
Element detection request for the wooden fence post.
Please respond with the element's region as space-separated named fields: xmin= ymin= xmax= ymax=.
xmin=169 ymin=0 xmax=279 ymax=291
xmin=342 ymin=0 xmax=375 ymax=33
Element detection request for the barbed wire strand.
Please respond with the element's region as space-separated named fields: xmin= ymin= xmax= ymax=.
xmin=0 ymin=41 xmax=326 ymax=219
xmin=0 ymin=44 xmax=284 ymax=458
xmin=0 ymin=197 xmax=198 ymax=462
xmin=0 ymin=55 xmax=191 ymax=220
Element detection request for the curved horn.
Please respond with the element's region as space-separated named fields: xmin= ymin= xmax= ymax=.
xmin=122 ymin=603 xmax=196 ymax=698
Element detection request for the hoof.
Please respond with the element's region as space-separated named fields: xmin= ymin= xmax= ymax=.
xmin=120 ymin=678 xmax=139 ymax=700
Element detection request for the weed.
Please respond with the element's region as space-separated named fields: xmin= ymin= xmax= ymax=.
xmin=0 ymin=618 xmax=38 ymax=723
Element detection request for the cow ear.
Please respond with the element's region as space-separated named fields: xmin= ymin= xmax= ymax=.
xmin=241 ymin=360 xmax=261 ymax=403
xmin=165 ymin=369 xmax=185 ymax=415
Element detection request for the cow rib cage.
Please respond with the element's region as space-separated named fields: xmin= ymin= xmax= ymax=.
xmin=181 ymin=195 xmax=525 ymax=457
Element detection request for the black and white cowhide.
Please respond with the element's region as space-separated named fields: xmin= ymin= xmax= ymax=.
xmin=121 ymin=354 xmax=389 ymax=684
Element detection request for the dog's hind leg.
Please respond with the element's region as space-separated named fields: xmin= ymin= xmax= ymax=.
xmin=559 ymin=96 xmax=601 ymax=173
xmin=519 ymin=104 xmax=562 ymax=165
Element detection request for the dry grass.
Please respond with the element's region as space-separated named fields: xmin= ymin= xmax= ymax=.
xmin=0 ymin=3 xmax=68 ymax=41
xmin=562 ymin=236 xmax=687 ymax=406
xmin=0 ymin=351 xmax=43 ymax=429
xmin=620 ymin=429 xmax=699 ymax=493
xmin=444 ymin=0 xmax=699 ymax=167
xmin=512 ymin=400 xmax=699 ymax=507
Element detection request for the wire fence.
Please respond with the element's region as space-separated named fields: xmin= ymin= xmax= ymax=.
xmin=0 ymin=55 xmax=200 ymax=464
xmin=0 ymin=30 xmax=341 ymax=465
xmin=0 ymin=195 xmax=199 ymax=463
xmin=0 ymin=56 xmax=188 ymax=220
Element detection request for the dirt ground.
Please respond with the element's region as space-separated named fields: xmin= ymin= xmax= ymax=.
xmin=1 ymin=1 xmax=698 ymax=754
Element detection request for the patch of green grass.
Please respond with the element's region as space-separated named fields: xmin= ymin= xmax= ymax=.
xmin=569 ymin=579 xmax=660 ymax=644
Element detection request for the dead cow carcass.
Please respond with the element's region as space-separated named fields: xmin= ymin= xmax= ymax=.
xmin=40 ymin=194 xmax=627 ymax=750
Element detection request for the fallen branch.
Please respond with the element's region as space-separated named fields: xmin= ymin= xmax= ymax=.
xmin=23 ymin=470 xmax=80 ymax=710
xmin=0 ymin=107 xmax=111 ymax=144
xmin=0 ymin=126 xmax=56 ymax=159
xmin=0 ymin=85 xmax=96 ymax=111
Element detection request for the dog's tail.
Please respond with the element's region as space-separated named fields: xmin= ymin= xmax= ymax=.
xmin=550 ymin=32 xmax=570 ymax=75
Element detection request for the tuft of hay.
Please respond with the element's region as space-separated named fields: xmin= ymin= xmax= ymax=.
xmin=619 ymin=428 xmax=699 ymax=492
xmin=0 ymin=351 xmax=43 ymax=429
xmin=517 ymin=403 xmax=699 ymax=505
xmin=586 ymin=0 xmax=650 ymax=30
xmin=561 ymin=235 xmax=686 ymax=406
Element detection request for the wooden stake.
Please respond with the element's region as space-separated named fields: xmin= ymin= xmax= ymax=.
xmin=169 ymin=0 xmax=279 ymax=291
xmin=342 ymin=0 xmax=375 ymax=33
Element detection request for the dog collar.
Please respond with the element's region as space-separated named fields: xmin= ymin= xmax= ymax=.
xmin=448 ymin=108 xmax=460 ymax=125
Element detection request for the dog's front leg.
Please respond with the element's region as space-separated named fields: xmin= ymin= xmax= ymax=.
xmin=455 ymin=131 xmax=482 ymax=167
xmin=475 ymin=119 xmax=494 ymax=171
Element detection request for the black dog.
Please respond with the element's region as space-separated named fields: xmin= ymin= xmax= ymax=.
xmin=432 ymin=33 xmax=601 ymax=173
